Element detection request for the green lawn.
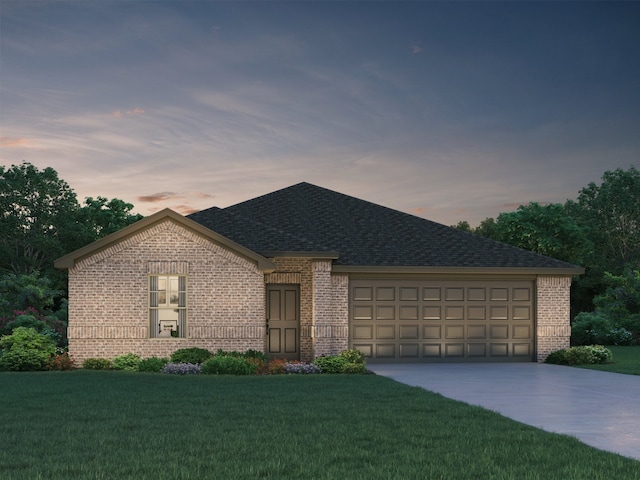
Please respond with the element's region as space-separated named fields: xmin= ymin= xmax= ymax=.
xmin=576 ymin=345 xmax=640 ymax=375
xmin=1 ymin=371 xmax=638 ymax=479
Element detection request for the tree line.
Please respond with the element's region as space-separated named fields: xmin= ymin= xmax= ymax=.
xmin=1 ymin=162 xmax=639 ymax=345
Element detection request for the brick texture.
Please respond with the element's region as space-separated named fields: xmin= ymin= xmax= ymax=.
xmin=67 ymin=220 xmax=266 ymax=363
xmin=536 ymin=275 xmax=572 ymax=362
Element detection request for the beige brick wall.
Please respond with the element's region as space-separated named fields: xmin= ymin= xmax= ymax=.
xmin=67 ymin=219 xmax=266 ymax=363
xmin=536 ymin=275 xmax=572 ymax=362
xmin=266 ymin=258 xmax=349 ymax=361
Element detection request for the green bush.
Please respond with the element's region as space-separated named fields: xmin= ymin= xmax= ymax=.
xmin=313 ymin=355 xmax=350 ymax=374
xmin=314 ymin=351 xmax=368 ymax=374
xmin=170 ymin=347 xmax=212 ymax=364
xmin=82 ymin=358 xmax=113 ymax=370
xmin=112 ymin=353 xmax=142 ymax=371
xmin=0 ymin=327 xmax=56 ymax=371
xmin=137 ymin=356 xmax=169 ymax=373
xmin=340 ymin=349 xmax=366 ymax=364
xmin=564 ymin=345 xmax=613 ymax=365
xmin=571 ymin=312 xmax=612 ymax=346
xmin=544 ymin=349 xmax=569 ymax=365
xmin=201 ymin=355 xmax=256 ymax=375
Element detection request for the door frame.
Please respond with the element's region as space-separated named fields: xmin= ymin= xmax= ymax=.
xmin=266 ymin=284 xmax=300 ymax=360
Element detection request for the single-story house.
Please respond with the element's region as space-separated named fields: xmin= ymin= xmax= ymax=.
xmin=55 ymin=182 xmax=583 ymax=363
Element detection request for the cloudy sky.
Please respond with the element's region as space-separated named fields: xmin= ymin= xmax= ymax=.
xmin=1 ymin=1 xmax=638 ymax=226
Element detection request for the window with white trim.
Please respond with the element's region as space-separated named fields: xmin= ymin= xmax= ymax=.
xmin=149 ymin=275 xmax=187 ymax=338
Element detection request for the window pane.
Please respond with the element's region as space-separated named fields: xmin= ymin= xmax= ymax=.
xmin=158 ymin=292 xmax=166 ymax=305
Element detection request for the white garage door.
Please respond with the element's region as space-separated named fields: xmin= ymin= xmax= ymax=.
xmin=350 ymin=279 xmax=535 ymax=362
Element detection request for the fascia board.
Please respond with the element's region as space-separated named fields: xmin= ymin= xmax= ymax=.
xmin=332 ymin=265 xmax=585 ymax=276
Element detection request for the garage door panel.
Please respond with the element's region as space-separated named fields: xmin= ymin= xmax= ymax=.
xmin=376 ymin=287 xmax=395 ymax=301
xmin=353 ymin=324 xmax=373 ymax=339
xmin=399 ymin=344 xmax=419 ymax=358
xmin=351 ymin=279 xmax=534 ymax=362
xmin=399 ymin=324 xmax=419 ymax=339
xmin=491 ymin=288 xmax=508 ymax=301
xmin=468 ymin=343 xmax=487 ymax=357
xmin=467 ymin=325 xmax=487 ymax=339
xmin=400 ymin=306 xmax=419 ymax=320
xmin=400 ymin=287 xmax=419 ymax=301
xmin=422 ymin=325 xmax=442 ymax=339
xmin=376 ymin=344 xmax=396 ymax=357
xmin=513 ymin=288 xmax=530 ymax=301
xmin=423 ymin=344 xmax=441 ymax=357
xmin=513 ymin=306 xmax=531 ymax=320
xmin=445 ymin=325 xmax=464 ymax=339
xmin=423 ymin=306 xmax=441 ymax=319
xmin=490 ymin=306 xmax=508 ymax=320
xmin=468 ymin=306 xmax=486 ymax=320
xmin=376 ymin=306 xmax=395 ymax=320
xmin=423 ymin=287 xmax=441 ymax=301
xmin=490 ymin=343 xmax=509 ymax=357
xmin=354 ymin=306 xmax=373 ymax=320
xmin=445 ymin=344 xmax=465 ymax=357
xmin=513 ymin=325 xmax=531 ymax=339
xmin=376 ymin=325 xmax=395 ymax=339
xmin=513 ymin=343 xmax=532 ymax=356
xmin=446 ymin=306 xmax=464 ymax=320
xmin=490 ymin=324 xmax=509 ymax=339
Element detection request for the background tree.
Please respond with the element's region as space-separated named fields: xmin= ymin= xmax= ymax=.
xmin=0 ymin=163 xmax=81 ymax=276
xmin=1 ymin=162 xmax=144 ymax=296
xmin=566 ymin=166 xmax=640 ymax=274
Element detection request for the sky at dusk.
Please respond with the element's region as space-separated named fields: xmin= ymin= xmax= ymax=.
xmin=1 ymin=1 xmax=638 ymax=226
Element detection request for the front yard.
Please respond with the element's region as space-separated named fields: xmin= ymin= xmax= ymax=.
xmin=1 ymin=371 xmax=638 ymax=479
xmin=575 ymin=345 xmax=640 ymax=375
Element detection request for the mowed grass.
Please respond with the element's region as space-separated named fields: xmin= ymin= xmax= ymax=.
xmin=1 ymin=372 xmax=638 ymax=480
xmin=576 ymin=345 xmax=640 ymax=375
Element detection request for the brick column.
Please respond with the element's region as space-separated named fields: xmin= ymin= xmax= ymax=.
xmin=536 ymin=276 xmax=572 ymax=362
xmin=311 ymin=261 xmax=350 ymax=358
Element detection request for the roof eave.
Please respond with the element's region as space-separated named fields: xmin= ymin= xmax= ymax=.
xmin=331 ymin=265 xmax=585 ymax=276
xmin=260 ymin=251 xmax=340 ymax=260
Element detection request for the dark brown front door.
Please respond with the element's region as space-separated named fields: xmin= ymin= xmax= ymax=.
xmin=266 ymin=284 xmax=300 ymax=360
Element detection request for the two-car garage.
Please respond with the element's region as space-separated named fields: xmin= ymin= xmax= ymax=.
xmin=350 ymin=278 xmax=535 ymax=362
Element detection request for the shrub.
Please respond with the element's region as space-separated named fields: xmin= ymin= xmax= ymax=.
xmin=544 ymin=349 xmax=569 ymax=365
xmin=162 ymin=362 xmax=201 ymax=375
xmin=243 ymin=349 xmax=269 ymax=362
xmin=170 ymin=347 xmax=212 ymax=364
xmin=340 ymin=349 xmax=366 ymax=364
xmin=313 ymin=355 xmax=350 ymax=374
xmin=0 ymin=327 xmax=56 ymax=371
xmin=340 ymin=362 xmax=368 ymax=374
xmin=82 ymin=358 xmax=113 ymax=370
xmin=314 ymin=352 xmax=368 ymax=374
xmin=46 ymin=352 xmax=75 ymax=371
xmin=606 ymin=327 xmax=634 ymax=346
xmin=138 ymin=357 xmax=169 ymax=373
xmin=201 ymin=355 xmax=256 ymax=375
xmin=564 ymin=345 xmax=613 ymax=365
xmin=266 ymin=358 xmax=287 ymax=375
xmin=284 ymin=361 xmax=322 ymax=374
xmin=571 ymin=312 xmax=612 ymax=346
xmin=112 ymin=353 xmax=142 ymax=371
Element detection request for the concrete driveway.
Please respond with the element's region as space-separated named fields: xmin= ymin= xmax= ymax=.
xmin=367 ymin=363 xmax=640 ymax=462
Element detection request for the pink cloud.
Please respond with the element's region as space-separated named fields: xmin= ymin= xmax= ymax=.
xmin=137 ymin=192 xmax=180 ymax=203
xmin=0 ymin=136 xmax=32 ymax=147
xmin=110 ymin=107 xmax=145 ymax=118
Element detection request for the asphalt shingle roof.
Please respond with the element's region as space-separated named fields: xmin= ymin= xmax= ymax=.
xmin=187 ymin=182 xmax=581 ymax=270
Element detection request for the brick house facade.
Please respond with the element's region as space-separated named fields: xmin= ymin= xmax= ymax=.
xmin=56 ymin=183 xmax=582 ymax=363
